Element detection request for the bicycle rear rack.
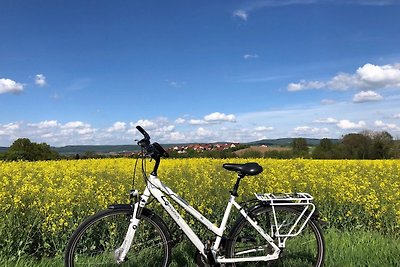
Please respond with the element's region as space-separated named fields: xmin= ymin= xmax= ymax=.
xmin=254 ymin=192 xmax=316 ymax=246
xmin=254 ymin=192 xmax=314 ymax=203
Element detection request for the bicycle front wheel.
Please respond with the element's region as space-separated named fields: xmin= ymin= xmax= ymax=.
xmin=65 ymin=206 xmax=172 ymax=267
xmin=225 ymin=205 xmax=324 ymax=267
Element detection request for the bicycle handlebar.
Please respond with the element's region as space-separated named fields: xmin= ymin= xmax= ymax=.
xmin=136 ymin=125 xmax=169 ymax=159
xmin=136 ymin=125 xmax=150 ymax=141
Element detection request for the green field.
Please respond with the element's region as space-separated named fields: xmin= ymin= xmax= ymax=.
xmin=1 ymin=229 xmax=399 ymax=267
xmin=1 ymin=158 xmax=399 ymax=266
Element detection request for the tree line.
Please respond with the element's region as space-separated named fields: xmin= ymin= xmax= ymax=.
xmin=0 ymin=138 xmax=59 ymax=161
xmin=269 ymin=130 xmax=398 ymax=159
xmin=0 ymin=130 xmax=399 ymax=161
xmin=310 ymin=131 xmax=399 ymax=159
xmin=198 ymin=130 xmax=398 ymax=159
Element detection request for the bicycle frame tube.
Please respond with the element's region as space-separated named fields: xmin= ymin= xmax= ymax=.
xmin=146 ymin=174 xmax=217 ymax=256
xmin=145 ymin=174 xmax=280 ymax=262
xmin=117 ymin=173 xmax=280 ymax=263
xmin=216 ymin=200 xmax=280 ymax=264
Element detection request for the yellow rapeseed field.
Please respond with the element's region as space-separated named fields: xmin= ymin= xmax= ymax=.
xmin=0 ymin=158 xmax=399 ymax=257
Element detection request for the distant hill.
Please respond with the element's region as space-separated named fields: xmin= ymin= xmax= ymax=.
xmin=249 ymin=138 xmax=340 ymax=147
xmin=53 ymin=145 xmax=141 ymax=155
xmin=0 ymin=138 xmax=341 ymax=155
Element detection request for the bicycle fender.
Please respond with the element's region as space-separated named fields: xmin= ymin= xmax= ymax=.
xmin=108 ymin=204 xmax=132 ymax=210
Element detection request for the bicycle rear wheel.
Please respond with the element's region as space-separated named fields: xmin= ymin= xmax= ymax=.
xmin=65 ymin=206 xmax=172 ymax=267
xmin=225 ymin=205 xmax=324 ymax=267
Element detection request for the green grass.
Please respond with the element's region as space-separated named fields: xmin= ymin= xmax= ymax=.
xmin=1 ymin=229 xmax=399 ymax=267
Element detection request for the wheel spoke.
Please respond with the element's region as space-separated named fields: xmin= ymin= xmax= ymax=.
xmin=65 ymin=208 xmax=172 ymax=267
xmin=225 ymin=206 xmax=324 ymax=267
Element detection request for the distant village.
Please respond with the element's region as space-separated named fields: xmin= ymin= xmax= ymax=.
xmin=104 ymin=143 xmax=241 ymax=157
xmin=171 ymin=143 xmax=239 ymax=154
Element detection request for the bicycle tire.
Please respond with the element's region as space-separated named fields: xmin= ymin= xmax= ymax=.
xmin=65 ymin=206 xmax=172 ymax=267
xmin=225 ymin=205 xmax=325 ymax=267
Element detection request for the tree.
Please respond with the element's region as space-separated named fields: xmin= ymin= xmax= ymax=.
xmin=292 ymin=138 xmax=308 ymax=157
xmin=390 ymin=140 xmax=400 ymax=158
xmin=5 ymin=138 xmax=59 ymax=161
xmin=312 ymin=138 xmax=334 ymax=159
xmin=341 ymin=133 xmax=371 ymax=159
xmin=320 ymin=138 xmax=333 ymax=151
xmin=370 ymin=131 xmax=393 ymax=159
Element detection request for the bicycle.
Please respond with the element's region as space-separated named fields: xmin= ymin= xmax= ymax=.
xmin=65 ymin=126 xmax=325 ymax=266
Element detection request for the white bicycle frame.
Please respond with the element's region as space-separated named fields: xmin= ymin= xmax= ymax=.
xmin=117 ymin=174 xmax=314 ymax=264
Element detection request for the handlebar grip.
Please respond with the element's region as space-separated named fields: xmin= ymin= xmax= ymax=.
xmin=153 ymin=142 xmax=169 ymax=158
xmin=136 ymin=125 xmax=150 ymax=140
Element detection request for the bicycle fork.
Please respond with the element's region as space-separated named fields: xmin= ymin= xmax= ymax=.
xmin=114 ymin=188 xmax=151 ymax=263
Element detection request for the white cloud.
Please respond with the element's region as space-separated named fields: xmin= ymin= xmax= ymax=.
xmin=0 ymin=122 xmax=20 ymax=134
xmin=169 ymin=131 xmax=186 ymax=141
xmin=356 ymin=63 xmax=400 ymax=85
xmin=254 ymin=126 xmax=274 ymax=131
xmin=353 ymin=90 xmax=383 ymax=103
xmin=204 ymin=112 xmax=236 ymax=123
xmin=126 ymin=118 xmax=177 ymax=143
xmin=131 ymin=119 xmax=157 ymax=130
xmin=0 ymin=78 xmax=24 ymax=94
xmin=336 ymin=120 xmax=366 ymax=130
xmin=28 ymin=120 xmax=59 ymax=129
xmin=243 ymin=54 xmax=259 ymax=59
xmin=233 ymin=9 xmax=248 ymax=21
xmin=4 ymin=122 xmax=20 ymax=131
xmin=374 ymin=120 xmax=400 ymax=131
xmin=62 ymin=121 xmax=88 ymax=129
xmin=107 ymin=121 xmax=126 ymax=132
xmin=0 ymin=119 xmax=263 ymax=146
xmin=189 ymin=119 xmax=207 ymax=125
xmin=4 ymin=91 xmax=400 ymax=145
xmin=374 ymin=120 xmax=400 ymax=134
xmin=293 ymin=126 xmax=329 ymax=136
xmin=287 ymin=63 xmax=400 ymax=92
xmin=0 ymin=120 xmax=98 ymax=146
xmin=287 ymin=80 xmax=325 ymax=91
xmin=152 ymin=125 xmax=175 ymax=135
xmin=188 ymin=112 xmax=236 ymax=125
xmin=195 ymin=127 xmax=213 ymax=137
xmin=314 ymin=117 xmax=338 ymax=124
xmin=76 ymin=127 xmax=96 ymax=135
xmin=326 ymin=73 xmax=363 ymax=90
xmin=61 ymin=121 xmax=96 ymax=137
xmin=175 ymin=118 xmax=185 ymax=124
xmin=35 ymin=74 xmax=47 ymax=87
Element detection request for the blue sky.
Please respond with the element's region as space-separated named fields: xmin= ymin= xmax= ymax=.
xmin=1 ymin=0 xmax=400 ymax=146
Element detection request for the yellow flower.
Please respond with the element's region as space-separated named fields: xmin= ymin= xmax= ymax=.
xmin=1 ymin=157 xmax=399 ymax=257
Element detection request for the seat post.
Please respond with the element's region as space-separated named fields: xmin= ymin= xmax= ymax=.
xmin=230 ymin=174 xmax=244 ymax=197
